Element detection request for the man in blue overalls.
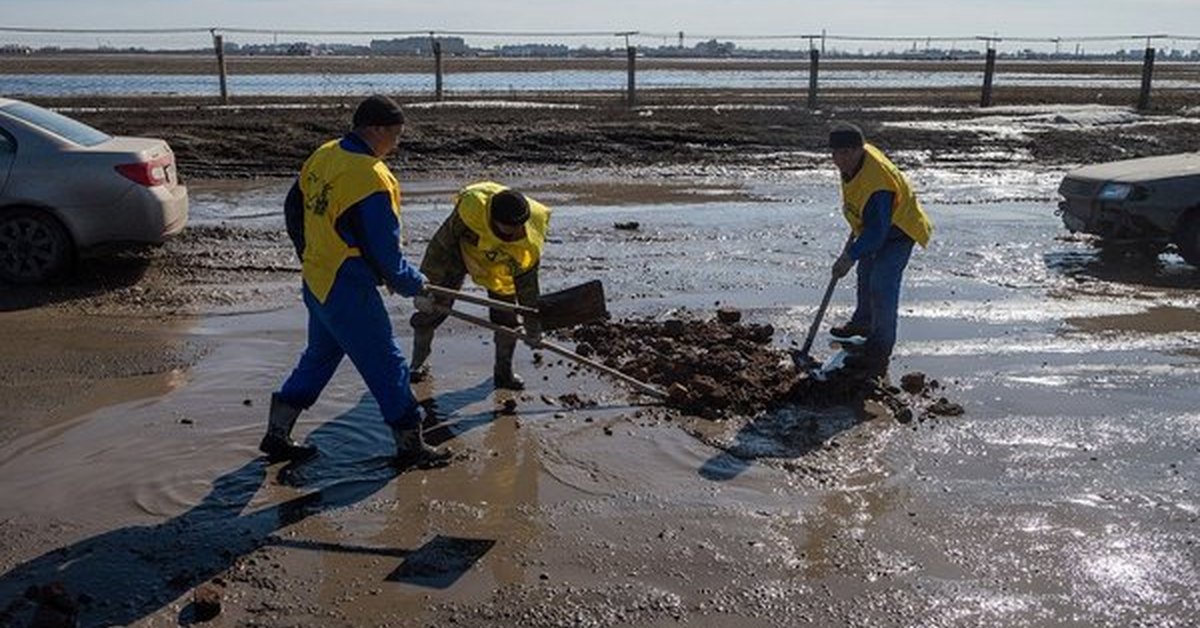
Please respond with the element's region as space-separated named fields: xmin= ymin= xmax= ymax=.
xmin=827 ymin=123 xmax=933 ymax=380
xmin=259 ymin=95 xmax=450 ymax=470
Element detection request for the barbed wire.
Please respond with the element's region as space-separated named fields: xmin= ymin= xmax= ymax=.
xmin=1 ymin=26 xmax=1197 ymax=43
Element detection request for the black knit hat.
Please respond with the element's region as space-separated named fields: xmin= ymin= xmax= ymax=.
xmin=352 ymin=94 xmax=405 ymax=128
xmin=491 ymin=189 xmax=530 ymax=226
xmin=829 ymin=122 xmax=865 ymax=149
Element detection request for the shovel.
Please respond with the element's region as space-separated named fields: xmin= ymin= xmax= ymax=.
xmin=792 ymin=233 xmax=854 ymax=372
xmin=425 ymin=279 xmax=608 ymax=331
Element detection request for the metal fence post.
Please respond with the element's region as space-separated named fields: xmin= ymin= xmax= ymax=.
xmin=626 ymin=45 xmax=637 ymax=108
xmin=212 ymin=30 xmax=229 ymax=103
xmin=980 ymin=46 xmax=996 ymax=108
xmin=807 ymin=47 xmax=820 ymax=109
xmin=1138 ymin=46 xmax=1155 ymax=111
xmin=433 ymin=39 xmax=444 ymax=102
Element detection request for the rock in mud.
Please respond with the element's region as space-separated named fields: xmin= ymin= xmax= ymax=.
xmin=192 ymin=581 xmax=224 ymax=621
xmin=927 ymin=397 xmax=964 ymax=417
xmin=900 ymin=372 xmax=927 ymax=395
xmin=614 ymin=221 xmax=640 ymax=231
xmin=558 ymin=393 xmax=597 ymax=409
xmin=716 ymin=307 xmax=742 ymax=324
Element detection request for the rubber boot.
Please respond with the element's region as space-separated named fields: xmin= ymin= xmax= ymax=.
xmin=258 ymin=393 xmax=318 ymax=463
xmin=391 ymin=419 xmax=452 ymax=470
xmin=409 ymin=327 xmax=434 ymax=383
xmin=493 ymin=332 xmax=525 ymax=390
xmin=829 ymin=322 xmax=870 ymax=340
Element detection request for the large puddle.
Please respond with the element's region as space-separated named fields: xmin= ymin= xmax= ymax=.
xmin=1 ymin=170 xmax=1197 ymax=625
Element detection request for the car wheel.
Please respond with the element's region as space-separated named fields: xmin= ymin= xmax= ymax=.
xmin=1175 ymin=212 xmax=1200 ymax=268
xmin=0 ymin=208 xmax=75 ymax=284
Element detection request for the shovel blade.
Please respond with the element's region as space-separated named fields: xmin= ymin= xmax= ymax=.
xmin=537 ymin=280 xmax=608 ymax=330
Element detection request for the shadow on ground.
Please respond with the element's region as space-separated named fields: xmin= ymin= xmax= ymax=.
xmin=0 ymin=250 xmax=154 ymax=312
xmin=0 ymin=391 xmax=495 ymax=627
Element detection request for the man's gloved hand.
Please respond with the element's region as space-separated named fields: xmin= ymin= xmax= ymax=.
xmin=522 ymin=317 xmax=544 ymax=349
xmin=832 ymin=252 xmax=855 ymax=279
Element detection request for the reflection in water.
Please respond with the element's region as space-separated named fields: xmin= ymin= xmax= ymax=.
xmin=1044 ymin=248 xmax=1200 ymax=291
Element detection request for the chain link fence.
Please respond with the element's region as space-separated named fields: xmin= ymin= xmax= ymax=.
xmin=2 ymin=28 xmax=1199 ymax=109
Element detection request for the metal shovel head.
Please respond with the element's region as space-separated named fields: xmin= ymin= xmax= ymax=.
xmin=536 ymin=280 xmax=608 ymax=330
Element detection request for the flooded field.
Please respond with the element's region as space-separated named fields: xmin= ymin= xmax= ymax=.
xmin=0 ymin=165 xmax=1196 ymax=626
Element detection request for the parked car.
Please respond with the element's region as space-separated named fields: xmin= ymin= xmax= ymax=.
xmin=1057 ymin=152 xmax=1200 ymax=266
xmin=0 ymin=97 xmax=188 ymax=283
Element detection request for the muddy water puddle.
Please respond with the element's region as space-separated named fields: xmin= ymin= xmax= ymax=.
xmin=2 ymin=172 xmax=1198 ymax=625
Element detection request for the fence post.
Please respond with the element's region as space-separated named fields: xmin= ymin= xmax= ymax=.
xmin=432 ymin=39 xmax=444 ymax=102
xmin=980 ymin=46 xmax=996 ymax=108
xmin=626 ymin=45 xmax=637 ymax=108
xmin=212 ymin=31 xmax=229 ymax=103
xmin=807 ymin=47 xmax=820 ymax=109
xmin=1138 ymin=46 xmax=1155 ymax=111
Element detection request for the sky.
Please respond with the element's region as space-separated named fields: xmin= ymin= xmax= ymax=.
xmin=2 ymin=0 xmax=1199 ymax=52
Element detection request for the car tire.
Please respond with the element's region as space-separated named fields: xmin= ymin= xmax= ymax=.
xmin=1094 ymin=238 xmax=1165 ymax=262
xmin=0 ymin=207 xmax=76 ymax=284
xmin=1175 ymin=211 xmax=1200 ymax=268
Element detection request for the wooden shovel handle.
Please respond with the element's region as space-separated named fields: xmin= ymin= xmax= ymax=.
xmin=438 ymin=307 xmax=668 ymax=400
xmin=425 ymin=284 xmax=540 ymax=315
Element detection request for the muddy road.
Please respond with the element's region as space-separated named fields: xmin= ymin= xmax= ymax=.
xmin=1 ymin=108 xmax=1199 ymax=626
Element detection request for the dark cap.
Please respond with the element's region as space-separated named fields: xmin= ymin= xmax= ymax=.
xmin=352 ymin=94 xmax=405 ymax=128
xmin=491 ymin=189 xmax=530 ymax=226
xmin=829 ymin=122 xmax=865 ymax=149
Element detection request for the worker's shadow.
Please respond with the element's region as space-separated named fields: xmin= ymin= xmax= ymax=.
xmin=0 ymin=393 xmax=494 ymax=627
xmin=699 ymin=400 xmax=867 ymax=482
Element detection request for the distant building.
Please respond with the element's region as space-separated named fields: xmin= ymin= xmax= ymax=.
xmin=494 ymin=43 xmax=570 ymax=58
xmin=0 ymin=44 xmax=33 ymax=55
xmin=370 ymin=36 xmax=469 ymax=56
xmin=287 ymin=42 xmax=315 ymax=56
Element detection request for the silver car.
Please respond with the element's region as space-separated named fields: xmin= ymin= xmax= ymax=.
xmin=1057 ymin=152 xmax=1200 ymax=267
xmin=0 ymin=97 xmax=188 ymax=283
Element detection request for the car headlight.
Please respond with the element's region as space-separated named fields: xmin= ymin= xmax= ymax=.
xmin=1096 ymin=182 xmax=1133 ymax=201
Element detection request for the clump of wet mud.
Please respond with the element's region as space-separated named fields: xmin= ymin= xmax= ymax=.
xmin=571 ymin=313 xmax=795 ymax=419
xmin=570 ymin=311 xmax=962 ymax=421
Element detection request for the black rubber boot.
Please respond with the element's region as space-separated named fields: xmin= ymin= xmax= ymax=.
xmin=409 ymin=327 xmax=434 ymax=383
xmin=391 ymin=421 xmax=452 ymax=470
xmin=258 ymin=393 xmax=318 ymax=463
xmin=841 ymin=353 xmax=889 ymax=381
xmin=829 ymin=322 xmax=870 ymax=339
xmin=493 ymin=332 xmax=525 ymax=390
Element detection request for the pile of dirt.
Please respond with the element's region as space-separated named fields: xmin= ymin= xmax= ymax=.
xmin=570 ymin=311 xmax=964 ymax=421
xmin=571 ymin=312 xmax=844 ymax=418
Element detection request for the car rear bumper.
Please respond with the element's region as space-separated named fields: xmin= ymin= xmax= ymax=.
xmin=1057 ymin=198 xmax=1170 ymax=241
xmin=72 ymin=183 xmax=188 ymax=248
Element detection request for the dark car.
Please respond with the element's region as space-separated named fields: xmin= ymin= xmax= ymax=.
xmin=1057 ymin=152 xmax=1200 ymax=266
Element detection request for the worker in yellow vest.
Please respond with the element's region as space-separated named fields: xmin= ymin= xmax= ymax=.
xmin=261 ymin=95 xmax=450 ymax=470
xmin=410 ymin=181 xmax=550 ymax=390
xmin=827 ymin=123 xmax=933 ymax=380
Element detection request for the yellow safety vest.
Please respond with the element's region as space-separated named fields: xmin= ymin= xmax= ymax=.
xmin=841 ymin=143 xmax=933 ymax=247
xmin=455 ymin=181 xmax=550 ymax=296
xmin=299 ymin=139 xmax=401 ymax=303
